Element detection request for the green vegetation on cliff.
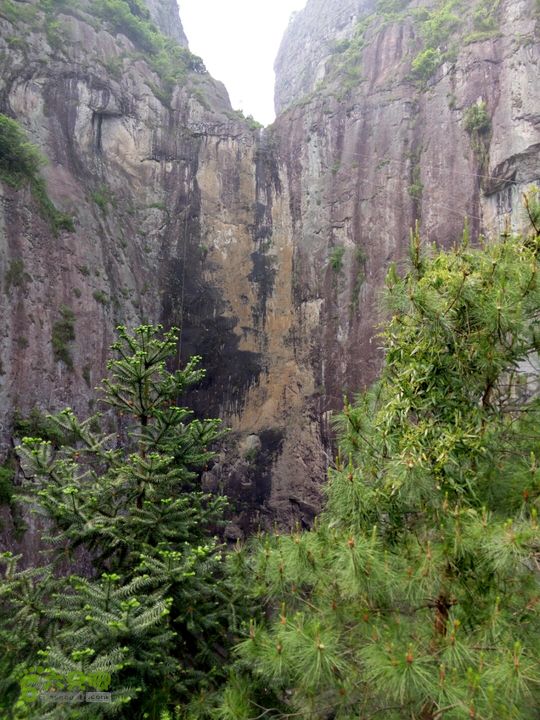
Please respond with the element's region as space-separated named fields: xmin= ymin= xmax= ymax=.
xmin=325 ymin=0 xmax=503 ymax=95
xmin=463 ymin=100 xmax=492 ymax=167
xmin=51 ymin=305 xmax=76 ymax=368
xmin=463 ymin=100 xmax=491 ymax=134
xmin=0 ymin=115 xmax=45 ymax=187
xmin=1 ymin=0 xmax=207 ymax=109
xmin=92 ymin=0 xmax=207 ymax=104
xmin=329 ymin=245 xmax=346 ymax=273
xmin=0 ymin=114 xmax=74 ymax=234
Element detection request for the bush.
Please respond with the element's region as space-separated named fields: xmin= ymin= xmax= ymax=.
xmin=93 ymin=289 xmax=109 ymax=306
xmin=463 ymin=100 xmax=491 ymax=134
xmin=45 ymin=17 xmax=65 ymax=50
xmin=124 ymin=0 xmax=150 ymax=20
xmin=463 ymin=101 xmax=491 ymax=166
xmin=31 ymin=175 xmax=75 ymax=234
xmin=0 ymin=115 xmax=45 ymax=189
xmin=473 ymin=0 xmax=500 ymax=31
xmin=331 ymin=14 xmax=372 ymax=88
xmin=329 ymin=246 xmax=346 ymax=273
xmin=420 ymin=5 xmax=461 ymax=47
xmin=408 ymin=2 xmax=467 ymax=86
xmin=411 ymin=47 xmax=442 ymax=80
xmin=51 ymin=305 xmax=75 ymax=368
xmin=90 ymin=186 xmax=110 ymax=212
xmin=4 ymin=258 xmax=28 ymax=292
xmin=331 ymin=38 xmax=351 ymax=54
xmin=0 ymin=463 xmax=14 ymax=505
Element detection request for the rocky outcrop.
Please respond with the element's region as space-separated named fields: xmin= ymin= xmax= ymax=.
xmin=145 ymin=0 xmax=187 ymax=44
xmin=1 ymin=0 xmax=539 ymax=546
xmin=274 ymin=0 xmax=373 ymax=114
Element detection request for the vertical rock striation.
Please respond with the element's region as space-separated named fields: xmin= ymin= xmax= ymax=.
xmin=271 ymin=0 xmax=540 ymax=404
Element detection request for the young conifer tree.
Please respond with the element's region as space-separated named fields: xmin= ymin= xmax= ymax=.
xmin=1 ymin=325 xmax=239 ymax=719
xmin=222 ymin=197 xmax=540 ymax=720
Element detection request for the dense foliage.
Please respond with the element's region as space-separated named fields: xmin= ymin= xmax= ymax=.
xmin=221 ymin=214 xmax=540 ymax=719
xmin=1 ymin=326 xmax=240 ymax=719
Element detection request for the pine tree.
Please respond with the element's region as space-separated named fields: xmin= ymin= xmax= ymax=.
xmin=1 ymin=325 xmax=240 ymax=719
xmin=0 ymin=554 xmax=56 ymax=715
xmin=222 ymin=201 xmax=540 ymax=720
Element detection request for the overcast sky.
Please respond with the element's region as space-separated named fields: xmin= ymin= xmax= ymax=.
xmin=180 ymin=0 xmax=307 ymax=126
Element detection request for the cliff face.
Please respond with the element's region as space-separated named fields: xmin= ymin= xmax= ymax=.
xmin=0 ymin=0 xmax=235 ymax=434
xmin=1 ymin=0 xmax=539 ymax=541
xmin=274 ymin=0 xmax=373 ymax=114
xmin=258 ymin=0 xmax=539 ymax=521
xmin=0 ymin=0 xmax=327 ymax=541
xmin=271 ymin=0 xmax=540 ymax=406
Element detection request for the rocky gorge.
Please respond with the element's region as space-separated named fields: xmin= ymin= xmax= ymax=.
xmin=0 ymin=0 xmax=539 ymax=545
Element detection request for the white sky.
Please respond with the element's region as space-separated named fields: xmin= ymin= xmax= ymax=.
xmin=179 ymin=0 xmax=307 ymax=126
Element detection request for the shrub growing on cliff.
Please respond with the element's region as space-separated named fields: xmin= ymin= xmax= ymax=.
xmin=420 ymin=3 xmax=461 ymax=47
xmin=51 ymin=305 xmax=76 ymax=368
xmin=93 ymin=0 xmax=160 ymax=51
xmin=221 ymin=210 xmax=540 ymax=719
xmin=0 ymin=113 xmax=74 ymax=234
xmin=0 ymin=114 xmax=45 ymax=188
xmin=463 ymin=101 xmax=491 ymax=166
xmin=329 ymin=245 xmax=346 ymax=273
xmin=463 ymin=100 xmax=491 ymax=135
xmin=411 ymin=47 xmax=443 ymax=82
xmin=1 ymin=325 xmax=241 ymax=719
xmin=4 ymin=258 xmax=29 ymax=292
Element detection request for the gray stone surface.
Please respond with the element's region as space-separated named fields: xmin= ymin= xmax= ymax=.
xmin=144 ymin=0 xmax=188 ymax=45
xmin=240 ymin=434 xmax=262 ymax=457
xmin=274 ymin=0 xmax=375 ymax=114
